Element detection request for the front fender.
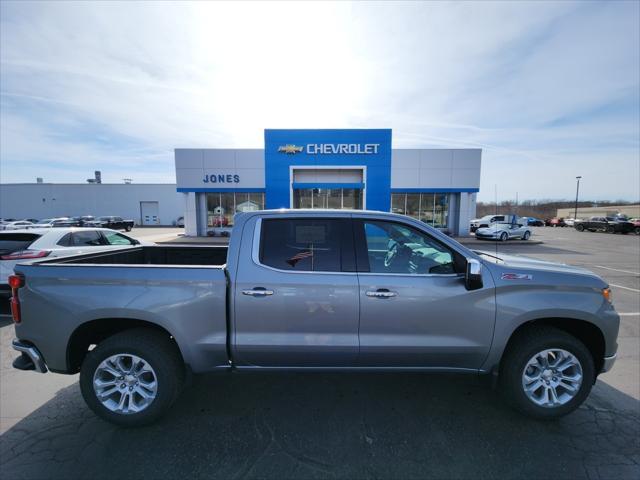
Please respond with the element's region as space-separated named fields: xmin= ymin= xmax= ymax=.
xmin=481 ymin=284 xmax=618 ymax=372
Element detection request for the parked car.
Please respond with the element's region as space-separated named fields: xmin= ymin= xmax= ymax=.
xmin=70 ymin=216 xmax=96 ymax=226
xmin=524 ymin=217 xmax=545 ymax=227
xmin=29 ymin=217 xmax=77 ymax=228
xmin=469 ymin=214 xmax=516 ymax=232
xmin=0 ymin=220 xmax=34 ymax=231
xmin=629 ymin=218 xmax=640 ymax=235
xmin=564 ymin=218 xmax=577 ymax=227
xmin=1 ymin=227 xmax=145 ymax=299
xmin=174 ymin=216 xmax=185 ymax=228
xmin=475 ymin=222 xmax=532 ymax=241
xmin=574 ymin=217 xmax=635 ymax=234
xmin=546 ymin=217 xmax=567 ymax=227
xmin=211 ymin=216 xmax=229 ymax=227
xmin=87 ymin=216 xmax=134 ymax=232
xmin=9 ymin=210 xmax=618 ymax=426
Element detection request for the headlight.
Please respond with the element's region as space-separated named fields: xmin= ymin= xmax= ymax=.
xmin=602 ymin=287 xmax=612 ymax=303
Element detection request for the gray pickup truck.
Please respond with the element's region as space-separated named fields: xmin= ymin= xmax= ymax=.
xmin=10 ymin=210 xmax=619 ymax=426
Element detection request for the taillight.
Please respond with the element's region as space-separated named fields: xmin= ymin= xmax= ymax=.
xmin=0 ymin=250 xmax=50 ymax=260
xmin=8 ymin=274 xmax=25 ymax=324
xmin=8 ymin=275 xmax=24 ymax=289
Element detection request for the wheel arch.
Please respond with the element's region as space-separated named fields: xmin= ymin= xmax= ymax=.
xmin=500 ymin=317 xmax=606 ymax=375
xmin=67 ymin=318 xmax=186 ymax=374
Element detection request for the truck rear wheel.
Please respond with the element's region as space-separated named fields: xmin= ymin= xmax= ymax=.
xmin=500 ymin=326 xmax=595 ymax=419
xmin=80 ymin=328 xmax=184 ymax=427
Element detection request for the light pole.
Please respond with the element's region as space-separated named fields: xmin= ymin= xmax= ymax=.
xmin=574 ymin=176 xmax=582 ymax=220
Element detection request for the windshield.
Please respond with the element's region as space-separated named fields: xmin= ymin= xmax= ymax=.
xmin=98 ymin=216 xmax=111 ymax=221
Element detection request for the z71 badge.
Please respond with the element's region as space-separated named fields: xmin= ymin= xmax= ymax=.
xmin=501 ymin=273 xmax=533 ymax=280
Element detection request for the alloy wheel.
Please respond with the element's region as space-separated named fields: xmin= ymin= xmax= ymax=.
xmin=93 ymin=354 xmax=158 ymax=414
xmin=521 ymin=349 xmax=583 ymax=408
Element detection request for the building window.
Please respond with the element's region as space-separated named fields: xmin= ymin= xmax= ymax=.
xmin=206 ymin=192 xmax=265 ymax=227
xmin=293 ymin=188 xmax=363 ymax=209
xmin=390 ymin=193 xmax=449 ymax=229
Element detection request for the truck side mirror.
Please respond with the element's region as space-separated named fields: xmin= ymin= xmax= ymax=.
xmin=465 ymin=259 xmax=483 ymax=291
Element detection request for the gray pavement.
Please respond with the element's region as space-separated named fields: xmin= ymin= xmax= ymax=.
xmin=1 ymin=226 xmax=638 ymax=479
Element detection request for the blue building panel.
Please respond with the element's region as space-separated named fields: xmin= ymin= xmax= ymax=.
xmin=264 ymin=129 xmax=392 ymax=210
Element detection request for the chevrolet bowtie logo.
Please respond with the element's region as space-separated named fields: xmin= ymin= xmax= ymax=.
xmin=278 ymin=144 xmax=304 ymax=154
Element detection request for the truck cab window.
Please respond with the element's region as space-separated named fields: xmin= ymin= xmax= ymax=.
xmin=361 ymin=221 xmax=459 ymax=275
xmin=259 ymin=218 xmax=347 ymax=272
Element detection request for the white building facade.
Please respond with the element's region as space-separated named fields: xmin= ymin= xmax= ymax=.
xmin=0 ymin=183 xmax=182 ymax=226
xmin=176 ymin=129 xmax=480 ymax=236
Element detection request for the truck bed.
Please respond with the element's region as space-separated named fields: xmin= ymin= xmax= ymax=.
xmin=14 ymin=244 xmax=230 ymax=373
xmin=38 ymin=245 xmax=229 ymax=266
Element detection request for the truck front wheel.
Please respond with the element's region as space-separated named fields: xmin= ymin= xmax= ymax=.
xmin=500 ymin=326 xmax=595 ymax=419
xmin=80 ymin=328 xmax=184 ymax=427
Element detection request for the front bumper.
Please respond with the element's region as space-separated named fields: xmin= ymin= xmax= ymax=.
xmin=12 ymin=339 xmax=48 ymax=373
xmin=601 ymin=353 xmax=617 ymax=373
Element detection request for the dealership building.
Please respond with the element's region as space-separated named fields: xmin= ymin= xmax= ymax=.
xmin=177 ymin=129 xmax=481 ymax=236
xmin=0 ymin=129 xmax=481 ymax=235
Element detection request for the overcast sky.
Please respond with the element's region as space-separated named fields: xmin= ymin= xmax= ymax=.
xmin=1 ymin=1 xmax=638 ymax=202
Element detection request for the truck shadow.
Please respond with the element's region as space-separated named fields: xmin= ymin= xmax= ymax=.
xmin=1 ymin=373 xmax=638 ymax=479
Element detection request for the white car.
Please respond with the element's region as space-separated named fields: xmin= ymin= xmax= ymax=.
xmin=29 ymin=218 xmax=73 ymax=228
xmin=0 ymin=227 xmax=149 ymax=299
xmin=0 ymin=221 xmax=34 ymax=231
xmin=475 ymin=222 xmax=532 ymax=241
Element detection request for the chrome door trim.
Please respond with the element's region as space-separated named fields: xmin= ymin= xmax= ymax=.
xmin=252 ymin=217 xmax=462 ymax=278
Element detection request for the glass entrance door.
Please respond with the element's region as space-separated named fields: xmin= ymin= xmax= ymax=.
xmin=293 ymin=188 xmax=362 ymax=209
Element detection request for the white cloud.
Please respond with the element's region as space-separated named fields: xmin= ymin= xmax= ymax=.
xmin=0 ymin=1 xmax=638 ymax=200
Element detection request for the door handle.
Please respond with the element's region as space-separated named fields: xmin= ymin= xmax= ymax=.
xmin=366 ymin=289 xmax=397 ymax=298
xmin=242 ymin=288 xmax=274 ymax=297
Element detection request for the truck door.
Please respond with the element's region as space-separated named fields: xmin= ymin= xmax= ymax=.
xmin=233 ymin=216 xmax=359 ymax=367
xmin=353 ymin=218 xmax=496 ymax=369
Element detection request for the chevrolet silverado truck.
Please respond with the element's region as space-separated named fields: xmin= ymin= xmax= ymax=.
xmin=9 ymin=210 xmax=619 ymax=426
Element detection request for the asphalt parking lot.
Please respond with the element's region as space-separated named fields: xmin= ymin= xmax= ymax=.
xmin=1 ymin=227 xmax=638 ymax=479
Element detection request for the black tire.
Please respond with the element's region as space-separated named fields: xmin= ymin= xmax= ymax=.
xmin=522 ymin=231 xmax=531 ymax=240
xmin=125 ymin=225 xmax=132 ymax=232
xmin=576 ymin=224 xmax=584 ymax=232
xmin=635 ymin=227 xmax=640 ymax=235
xmin=499 ymin=326 xmax=595 ymax=419
xmin=80 ymin=328 xmax=184 ymax=427
xmin=499 ymin=232 xmax=508 ymax=242
xmin=606 ymin=226 xmax=615 ymax=233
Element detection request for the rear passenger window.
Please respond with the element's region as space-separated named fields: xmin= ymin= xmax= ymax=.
xmin=72 ymin=231 xmax=104 ymax=246
xmin=259 ymin=218 xmax=351 ymax=272
xmin=56 ymin=233 xmax=72 ymax=247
